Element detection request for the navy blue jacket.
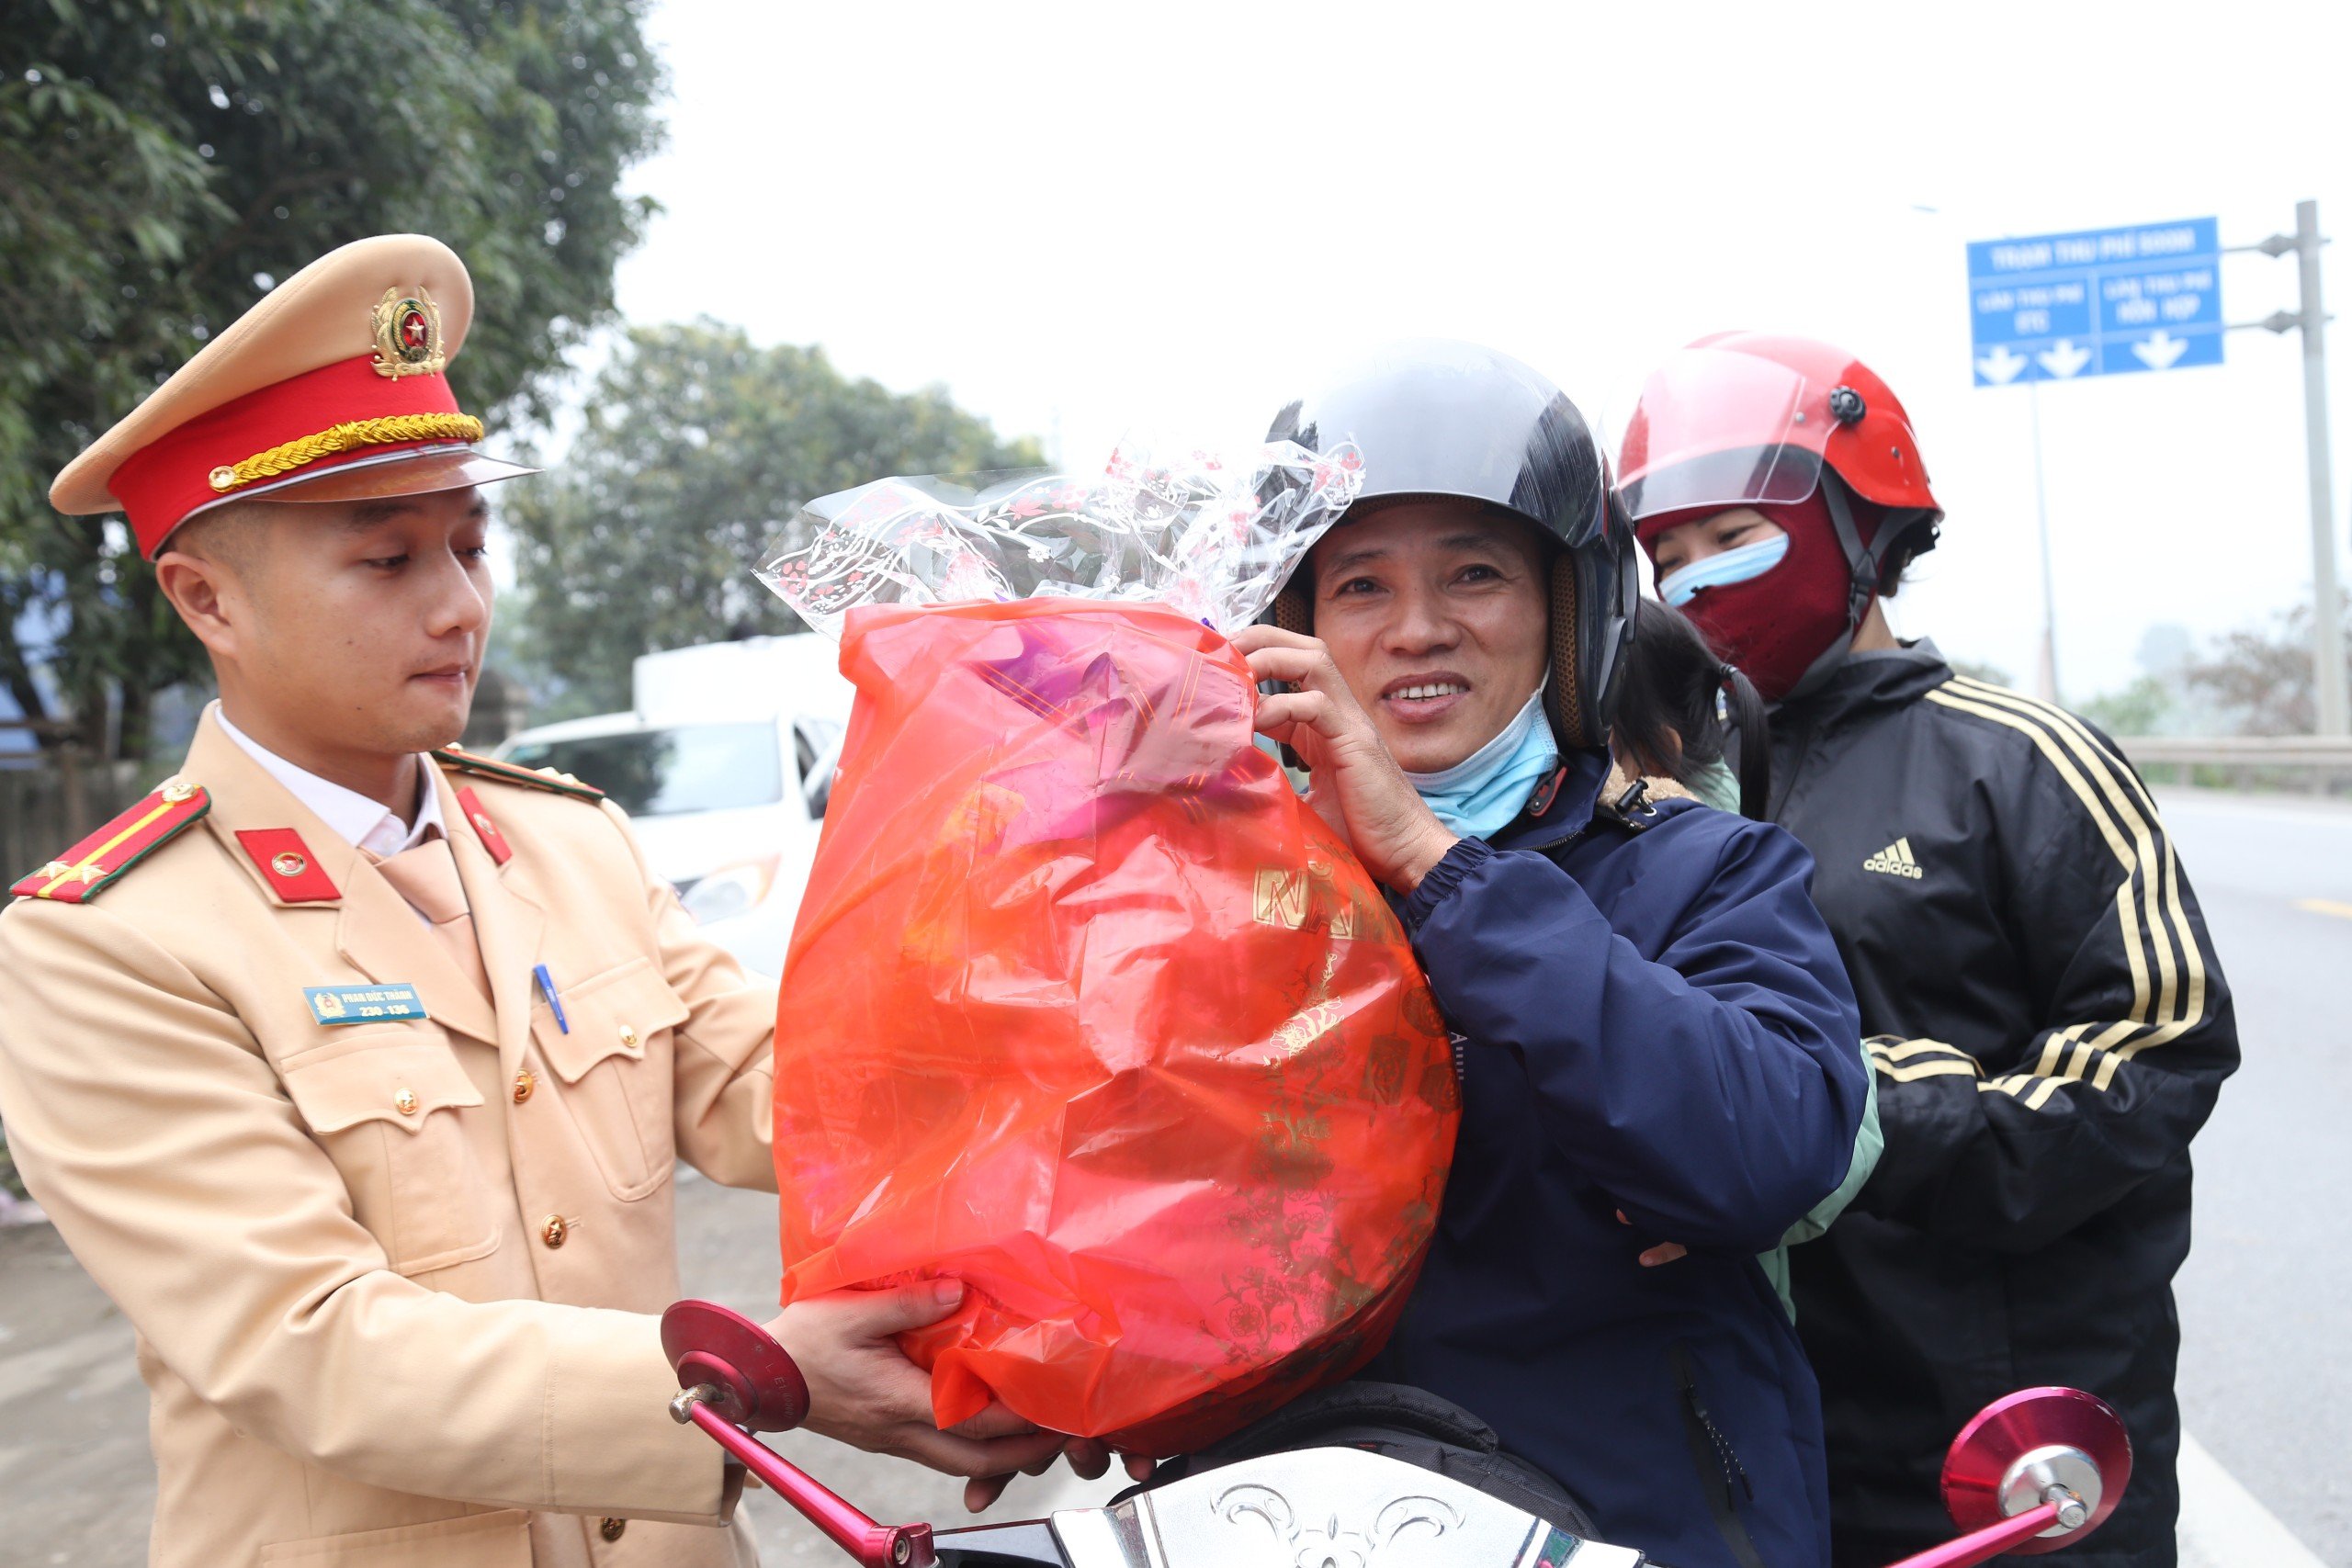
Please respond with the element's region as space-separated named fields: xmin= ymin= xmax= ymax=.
xmin=1364 ymin=750 xmax=1867 ymax=1568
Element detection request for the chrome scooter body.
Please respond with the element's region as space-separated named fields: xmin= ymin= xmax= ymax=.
xmin=659 ymin=1300 xmax=2127 ymax=1568
xmin=1003 ymin=1445 xmax=1642 ymax=1568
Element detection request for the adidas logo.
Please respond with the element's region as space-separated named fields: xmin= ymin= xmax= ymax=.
xmin=1863 ymin=838 xmax=1924 ymax=879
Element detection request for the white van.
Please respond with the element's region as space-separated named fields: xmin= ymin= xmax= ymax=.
xmin=497 ymin=636 xmax=852 ymax=976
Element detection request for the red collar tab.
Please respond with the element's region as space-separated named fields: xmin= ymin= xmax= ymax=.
xmin=456 ymin=785 xmax=513 ymax=865
xmin=10 ymin=777 xmax=209 ymax=904
xmin=234 ymin=828 xmax=342 ymax=903
xmin=112 ymin=355 xmax=470 ymax=558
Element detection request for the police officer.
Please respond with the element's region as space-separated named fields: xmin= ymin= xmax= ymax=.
xmin=0 ymin=235 xmax=1070 ymax=1568
xmin=1620 ymin=332 xmax=2241 ymax=1568
xmin=1234 ymin=342 xmax=1870 ymax=1568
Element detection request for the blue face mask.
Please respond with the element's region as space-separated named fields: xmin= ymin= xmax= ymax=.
xmin=1401 ymin=688 xmax=1560 ymax=840
xmin=1657 ymin=532 xmax=1790 ymax=608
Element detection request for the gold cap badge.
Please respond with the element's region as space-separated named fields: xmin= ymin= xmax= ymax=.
xmin=370 ymin=286 xmax=447 ymax=378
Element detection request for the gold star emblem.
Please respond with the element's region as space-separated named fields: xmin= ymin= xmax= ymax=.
xmin=69 ymin=862 xmax=104 ymax=885
xmin=369 ymin=287 xmax=447 ymax=378
xmin=37 ymin=860 xmax=73 ymax=881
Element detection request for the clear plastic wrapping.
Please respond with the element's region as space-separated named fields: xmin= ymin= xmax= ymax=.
xmin=756 ymin=439 xmax=1363 ymax=637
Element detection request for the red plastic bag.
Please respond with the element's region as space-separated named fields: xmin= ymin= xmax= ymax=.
xmin=774 ymin=598 xmax=1457 ymax=1453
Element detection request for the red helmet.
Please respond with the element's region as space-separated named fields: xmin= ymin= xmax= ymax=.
xmin=1618 ymin=332 xmax=1940 ymax=539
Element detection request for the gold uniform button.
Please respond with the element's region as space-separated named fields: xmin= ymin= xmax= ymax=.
xmin=599 ymin=1517 xmax=627 ymax=1542
xmin=394 ymin=1089 xmax=419 ymax=1116
xmin=540 ymin=1214 xmax=571 ymax=1249
xmin=512 ymin=1070 xmax=537 ymax=1104
xmin=271 ymin=851 xmax=308 ymax=878
xmin=617 ymin=1023 xmax=639 ymax=1049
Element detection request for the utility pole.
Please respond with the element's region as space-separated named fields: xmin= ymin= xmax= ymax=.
xmin=2291 ymin=202 xmax=2350 ymax=736
xmin=1938 ymin=203 xmax=2069 ymax=704
xmin=2028 ymin=377 xmax=2061 ymax=705
xmin=2237 ymin=200 xmax=2348 ymax=734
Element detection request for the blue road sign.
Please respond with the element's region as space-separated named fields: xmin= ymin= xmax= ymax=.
xmin=1967 ymin=218 xmax=2223 ymax=386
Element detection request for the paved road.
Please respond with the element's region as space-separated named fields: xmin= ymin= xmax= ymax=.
xmin=1 ymin=784 xmax=2341 ymax=1565
xmin=2159 ymin=787 xmax=2352 ymax=1566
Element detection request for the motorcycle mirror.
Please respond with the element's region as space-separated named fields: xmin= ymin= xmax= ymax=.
xmin=1937 ymin=1387 xmax=2131 ymax=1557
xmin=660 ymin=1299 xmax=811 ymax=1431
xmin=661 ymin=1300 xmax=937 ymax=1568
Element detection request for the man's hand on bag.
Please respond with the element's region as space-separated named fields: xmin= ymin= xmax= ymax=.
xmin=960 ymin=1440 xmax=1157 ymax=1513
xmin=764 ymin=1281 xmax=1066 ymax=1479
xmin=1231 ymin=626 xmax=1457 ymax=894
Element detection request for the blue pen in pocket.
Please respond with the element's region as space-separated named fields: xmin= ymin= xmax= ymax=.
xmin=532 ymin=964 xmax=569 ymax=1032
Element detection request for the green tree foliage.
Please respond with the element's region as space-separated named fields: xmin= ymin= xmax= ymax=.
xmin=1 ymin=0 xmax=665 ymax=760
xmin=2075 ymin=675 xmax=2173 ymax=739
xmin=503 ymin=321 xmax=1045 ymax=719
xmin=2183 ymin=593 xmax=2351 ymax=737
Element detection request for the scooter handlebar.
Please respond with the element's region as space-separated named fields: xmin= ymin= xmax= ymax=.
xmin=657 ymin=1298 xmax=2127 ymax=1568
xmin=660 ymin=1300 xmax=936 ymax=1568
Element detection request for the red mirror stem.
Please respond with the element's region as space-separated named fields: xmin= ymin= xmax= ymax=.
xmin=1882 ymin=1500 xmax=2064 ymax=1568
xmin=677 ymin=1397 xmax=937 ymax=1568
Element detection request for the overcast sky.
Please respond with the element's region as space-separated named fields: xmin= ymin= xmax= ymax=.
xmin=599 ymin=1 xmax=2352 ymax=700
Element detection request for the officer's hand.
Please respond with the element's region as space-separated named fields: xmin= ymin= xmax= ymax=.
xmin=765 ymin=1282 xmax=1067 ymax=1479
xmin=961 ymin=1441 xmax=1157 ymax=1513
xmin=1231 ymin=626 xmax=1457 ymax=894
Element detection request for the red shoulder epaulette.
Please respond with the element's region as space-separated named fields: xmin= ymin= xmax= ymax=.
xmin=10 ymin=776 xmax=210 ymax=904
xmin=433 ymin=743 xmax=605 ymax=801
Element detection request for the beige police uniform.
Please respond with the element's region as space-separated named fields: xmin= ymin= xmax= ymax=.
xmin=0 ymin=707 xmax=779 ymax=1568
xmin=6 ymin=231 xmax=795 ymax=1567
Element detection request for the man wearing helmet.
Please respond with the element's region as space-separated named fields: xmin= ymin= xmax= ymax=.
xmin=1620 ymin=333 xmax=2239 ymax=1568
xmin=1227 ymin=341 xmax=1871 ymax=1568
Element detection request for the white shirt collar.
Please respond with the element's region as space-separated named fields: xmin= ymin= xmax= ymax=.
xmin=216 ymin=707 xmax=444 ymax=858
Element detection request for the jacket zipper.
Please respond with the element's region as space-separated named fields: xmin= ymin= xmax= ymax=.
xmin=1670 ymin=1344 xmax=1766 ymax=1568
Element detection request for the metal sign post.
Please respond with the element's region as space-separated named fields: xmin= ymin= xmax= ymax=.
xmin=2231 ymin=202 xmax=2348 ymax=736
xmin=1965 ymin=209 xmax=2350 ymax=736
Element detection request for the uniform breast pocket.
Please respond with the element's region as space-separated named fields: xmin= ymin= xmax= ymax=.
xmin=277 ymin=1030 xmax=501 ymax=1276
xmin=533 ymin=957 xmax=691 ymax=1201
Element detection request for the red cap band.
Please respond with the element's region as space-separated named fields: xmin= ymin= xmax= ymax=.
xmin=112 ymin=355 xmax=469 ymax=557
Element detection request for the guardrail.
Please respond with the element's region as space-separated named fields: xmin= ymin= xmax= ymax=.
xmin=2116 ymin=736 xmax=2352 ymax=796
xmin=2115 ymin=736 xmax=2352 ymax=769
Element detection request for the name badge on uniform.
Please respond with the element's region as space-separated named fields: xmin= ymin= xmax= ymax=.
xmin=305 ymin=983 xmax=426 ymax=1026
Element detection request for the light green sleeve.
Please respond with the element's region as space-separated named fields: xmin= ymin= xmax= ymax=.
xmin=1758 ymin=1040 xmax=1883 ymax=1322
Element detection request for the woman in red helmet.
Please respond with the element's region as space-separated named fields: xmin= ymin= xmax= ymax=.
xmin=1618 ymin=333 xmax=2240 ymax=1568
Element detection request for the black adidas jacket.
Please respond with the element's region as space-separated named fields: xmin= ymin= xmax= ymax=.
xmin=1760 ymin=642 xmax=2237 ymax=1568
